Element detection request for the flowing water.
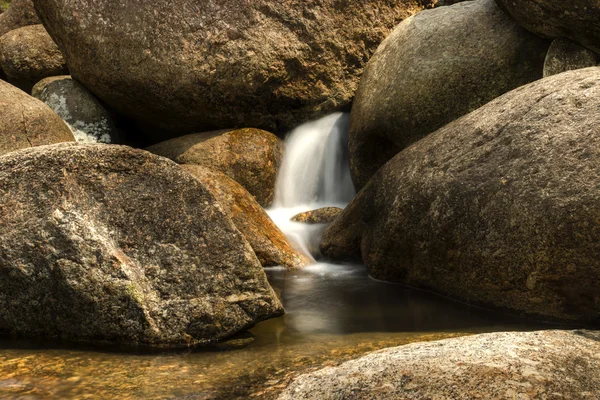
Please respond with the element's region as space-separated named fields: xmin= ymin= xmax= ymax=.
xmin=0 ymin=114 xmax=559 ymax=399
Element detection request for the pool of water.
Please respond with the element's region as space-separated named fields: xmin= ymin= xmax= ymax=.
xmin=0 ymin=263 xmax=558 ymax=399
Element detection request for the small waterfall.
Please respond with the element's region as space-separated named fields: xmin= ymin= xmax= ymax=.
xmin=268 ymin=113 xmax=355 ymax=260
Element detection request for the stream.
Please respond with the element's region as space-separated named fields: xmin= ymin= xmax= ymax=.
xmin=0 ymin=114 xmax=559 ymax=399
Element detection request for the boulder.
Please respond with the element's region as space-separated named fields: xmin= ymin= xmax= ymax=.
xmin=278 ymin=330 xmax=600 ymax=399
xmin=291 ymin=207 xmax=343 ymax=225
xmin=0 ymin=143 xmax=283 ymax=347
xmin=495 ymin=0 xmax=600 ymax=54
xmin=181 ymin=165 xmax=310 ymax=269
xmin=348 ymin=0 xmax=549 ymax=190
xmin=543 ymin=38 xmax=597 ymax=78
xmin=0 ymin=24 xmax=68 ymax=92
xmin=147 ymin=128 xmax=283 ymax=207
xmin=34 ymin=0 xmax=432 ymax=136
xmin=0 ymin=0 xmax=38 ymax=37
xmin=32 ymin=76 xmax=120 ymax=143
xmin=325 ymin=68 xmax=600 ymax=323
xmin=0 ymin=79 xmax=74 ymax=156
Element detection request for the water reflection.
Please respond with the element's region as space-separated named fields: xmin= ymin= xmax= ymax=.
xmin=0 ymin=263 xmax=561 ymax=399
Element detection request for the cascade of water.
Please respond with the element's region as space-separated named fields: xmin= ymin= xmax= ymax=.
xmin=268 ymin=113 xmax=355 ymax=260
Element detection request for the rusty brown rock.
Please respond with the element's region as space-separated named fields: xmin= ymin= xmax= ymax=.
xmin=147 ymin=128 xmax=283 ymax=207
xmin=348 ymin=0 xmax=549 ymax=190
xmin=34 ymin=0 xmax=433 ymax=136
xmin=181 ymin=165 xmax=310 ymax=269
xmin=0 ymin=79 xmax=74 ymax=156
xmin=0 ymin=143 xmax=284 ymax=347
xmin=495 ymin=0 xmax=600 ymax=54
xmin=291 ymin=207 xmax=343 ymax=225
xmin=0 ymin=0 xmax=38 ymax=37
xmin=325 ymin=68 xmax=600 ymax=323
xmin=0 ymin=24 xmax=68 ymax=92
xmin=278 ymin=331 xmax=600 ymax=399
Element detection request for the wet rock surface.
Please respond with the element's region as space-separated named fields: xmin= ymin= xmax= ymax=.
xmin=327 ymin=68 xmax=600 ymax=323
xmin=0 ymin=143 xmax=283 ymax=347
xmin=181 ymin=165 xmax=310 ymax=269
xmin=291 ymin=207 xmax=342 ymax=225
xmin=0 ymin=24 xmax=67 ymax=92
xmin=348 ymin=0 xmax=549 ymax=190
xmin=32 ymin=75 xmax=120 ymax=143
xmin=147 ymin=128 xmax=283 ymax=207
xmin=278 ymin=330 xmax=600 ymax=399
xmin=495 ymin=0 xmax=600 ymax=54
xmin=33 ymin=0 xmax=432 ymax=136
xmin=0 ymin=79 xmax=74 ymax=156
xmin=543 ymin=38 xmax=597 ymax=78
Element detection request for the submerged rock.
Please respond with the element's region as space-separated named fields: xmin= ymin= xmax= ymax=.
xmin=0 ymin=0 xmax=38 ymax=37
xmin=0 ymin=24 xmax=68 ymax=92
xmin=0 ymin=144 xmax=283 ymax=347
xmin=147 ymin=128 xmax=283 ymax=207
xmin=495 ymin=0 xmax=600 ymax=54
xmin=0 ymin=79 xmax=74 ymax=156
xmin=278 ymin=330 xmax=600 ymax=399
xmin=325 ymin=68 xmax=600 ymax=323
xmin=543 ymin=38 xmax=597 ymax=78
xmin=181 ymin=165 xmax=310 ymax=269
xmin=348 ymin=0 xmax=549 ymax=190
xmin=291 ymin=207 xmax=343 ymax=225
xmin=34 ymin=0 xmax=428 ymax=136
xmin=32 ymin=76 xmax=120 ymax=143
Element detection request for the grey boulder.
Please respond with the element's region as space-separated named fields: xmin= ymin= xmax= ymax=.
xmin=543 ymin=38 xmax=597 ymax=78
xmin=278 ymin=330 xmax=600 ymax=399
xmin=324 ymin=68 xmax=600 ymax=323
xmin=348 ymin=0 xmax=549 ymax=190
xmin=32 ymin=75 xmax=121 ymax=143
xmin=0 ymin=143 xmax=283 ymax=347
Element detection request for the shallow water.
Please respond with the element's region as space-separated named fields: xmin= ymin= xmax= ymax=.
xmin=0 ymin=263 xmax=556 ymax=399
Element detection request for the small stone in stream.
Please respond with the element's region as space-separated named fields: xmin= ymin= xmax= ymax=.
xmin=291 ymin=207 xmax=343 ymax=225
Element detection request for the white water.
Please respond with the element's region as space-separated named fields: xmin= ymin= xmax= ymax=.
xmin=268 ymin=113 xmax=356 ymax=260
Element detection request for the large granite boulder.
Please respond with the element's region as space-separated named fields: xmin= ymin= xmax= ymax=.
xmin=0 ymin=144 xmax=283 ymax=347
xmin=348 ymin=0 xmax=549 ymax=190
xmin=147 ymin=128 xmax=282 ymax=207
xmin=181 ymin=165 xmax=310 ymax=269
xmin=33 ymin=0 xmax=432 ymax=136
xmin=0 ymin=79 xmax=74 ymax=156
xmin=543 ymin=38 xmax=597 ymax=78
xmin=495 ymin=0 xmax=600 ymax=54
xmin=278 ymin=330 xmax=600 ymax=399
xmin=0 ymin=24 xmax=68 ymax=92
xmin=324 ymin=68 xmax=600 ymax=323
xmin=0 ymin=0 xmax=38 ymax=37
xmin=32 ymin=76 xmax=120 ymax=143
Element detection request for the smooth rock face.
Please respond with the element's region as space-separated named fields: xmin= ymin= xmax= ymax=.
xmin=543 ymin=38 xmax=597 ymax=78
xmin=0 ymin=24 xmax=68 ymax=92
xmin=348 ymin=0 xmax=549 ymax=190
xmin=33 ymin=0 xmax=430 ymax=136
xmin=147 ymin=128 xmax=283 ymax=207
xmin=495 ymin=0 xmax=600 ymax=54
xmin=0 ymin=79 xmax=74 ymax=156
xmin=278 ymin=331 xmax=600 ymax=399
xmin=32 ymin=76 xmax=120 ymax=143
xmin=0 ymin=0 xmax=38 ymax=37
xmin=325 ymin=68 xmax=600 ymax=323
xmin=181 ymin=165 xmax=310 ymax=269
xmin=291 ymin=207 xmax=343 ymax=225
xmin=0 ymin=144 xmax=284 ymax=347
